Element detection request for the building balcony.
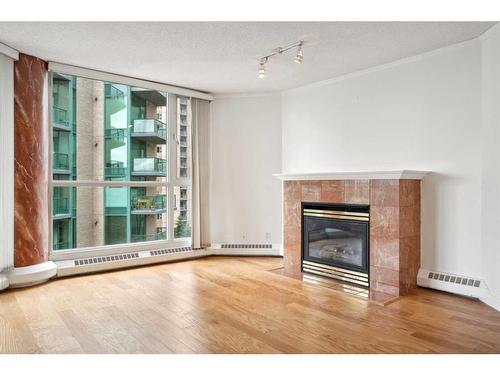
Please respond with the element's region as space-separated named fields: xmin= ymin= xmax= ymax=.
xmin=131 ymin=194 xmax=167 ymax=215
xmin=53 ymin=197 xmax=72 ymax=219
xmin=53 ymin=152 xmax=70 ymax=174
xmin=131 ymin=157 xmax=166 ymax=176
xmin=53 ymin=106 xmax=72 ymax=131
xmin=131 ymin=119 xmax=167 ymax=144
xmin=131 ymin=228 xmax=167 ymax=243
xmin=104 ymin=128 xmax=127 ymax=148
xmin=105 ymin=161 xmax=127 ymax=178
xmin=105 ymin=84 xmax=125 ymax=98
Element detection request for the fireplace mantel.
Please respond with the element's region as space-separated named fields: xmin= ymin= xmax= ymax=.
xmin=274 ymin=170 xmax=430 ymax=181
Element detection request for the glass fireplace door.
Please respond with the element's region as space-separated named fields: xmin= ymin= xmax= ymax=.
xmin=303 ymin=215 xmax=369 ymax=274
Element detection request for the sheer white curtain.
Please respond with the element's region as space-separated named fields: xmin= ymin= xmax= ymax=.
xmin=191 ymin=98 xmax=211 ymax=249
xmin=0 ymin=47 xmax=16 ymax=289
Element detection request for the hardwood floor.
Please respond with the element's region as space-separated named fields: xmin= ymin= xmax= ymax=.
xmin=1 ymin=256 xmax=500 ymax=354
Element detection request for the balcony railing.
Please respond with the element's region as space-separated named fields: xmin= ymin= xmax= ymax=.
xmin=132 ymin=119 xmax=167 ymax=139
xmin=131 ymin=229 xmax=167 ymax=243
xmin=105 ymin=84 xmax=125 ymax=98
xmin=53 ymin=196 xmax=70 ymax=216
xmin=132 ymin=157 xmax=166 ymax=175
xmin=104 ymin=206 xmax=128 ymax=216
xmin=104 ymin=128 xmax=127 ymax=140
xmin=53 ymin=106 xmax=70 ymax=129
xmin=53 ymin=241 xmax=71 ymax=251
xmin=105 ymin=161 xmax=127 ymax=177
xmin=131 ymin=194 xmax=166 ymax=212
xmin=53 ymin=153 xmax=70 ymax=171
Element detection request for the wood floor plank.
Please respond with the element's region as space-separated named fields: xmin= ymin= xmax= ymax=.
xmin=1 ymin=256 xmax=499 ymax=353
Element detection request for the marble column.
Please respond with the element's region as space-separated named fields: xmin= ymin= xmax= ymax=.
xmin=13 ymin=53 xmax=50 ymax=267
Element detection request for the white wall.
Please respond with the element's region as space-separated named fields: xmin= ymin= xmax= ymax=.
xmin=210 ymin=95 xmax=282 ymax=245
xmin=481 ymin=24 xmax=500 ymax=310
xmin=282 ymin=40 xmax=483 ymax=279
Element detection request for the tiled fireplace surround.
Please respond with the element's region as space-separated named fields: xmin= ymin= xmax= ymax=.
xmin=282 ymin=176 xmax=422 ymax=297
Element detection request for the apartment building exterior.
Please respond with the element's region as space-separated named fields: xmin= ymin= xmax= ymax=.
xmin=52 ymin=74 xmax=191 ymax=251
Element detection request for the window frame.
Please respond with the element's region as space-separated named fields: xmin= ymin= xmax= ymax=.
xmin=48 ymin=71 xmax=192 ymax=261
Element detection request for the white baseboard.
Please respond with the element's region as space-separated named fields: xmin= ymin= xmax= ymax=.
xmin=481 ymin=293 xmax=500 ymax=312
xmin=6 ymin=261 xmax=57 ymax=288
xmin=0 ymin=273 xmax=9 ymax=290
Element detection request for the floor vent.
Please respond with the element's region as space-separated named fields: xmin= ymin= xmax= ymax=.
xmin=150 ymin=247 xmax=192 ymax=256
xmin=221 ymin=244 xmax=272 ymax=249
xmin=74 ymin=252 xmax=140 ymax=267
xmin=428 ymin=271 xmax=481 ymax=288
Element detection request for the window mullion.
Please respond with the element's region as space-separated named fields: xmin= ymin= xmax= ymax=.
xmin=167 ymin=93 xmax=177 ymax=242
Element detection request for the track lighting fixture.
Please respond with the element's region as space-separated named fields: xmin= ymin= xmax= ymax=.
xmin=257 ymin=40 xmax=304 ymax=78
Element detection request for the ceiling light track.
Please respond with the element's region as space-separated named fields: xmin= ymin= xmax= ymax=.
xmin=258 ymin=40 xmax=304 ymax=78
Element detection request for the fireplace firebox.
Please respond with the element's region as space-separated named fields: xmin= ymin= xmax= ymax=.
xmin=302 ymin=202 xmax=370 ymax=287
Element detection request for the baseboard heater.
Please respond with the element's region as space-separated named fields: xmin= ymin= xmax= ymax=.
xmin=56 ymin=246 xmax=210 ymax=277
xmin=211 ymin=243 xmax=282 ymax=256
xmin=417 ymin=268 xmax=489 ymax=299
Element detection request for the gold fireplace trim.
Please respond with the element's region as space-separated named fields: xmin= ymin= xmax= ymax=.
xmin=303 ymin=209 xmax=369 ymax=222
xmin=302 ymin=260 xmax=369 ymax=287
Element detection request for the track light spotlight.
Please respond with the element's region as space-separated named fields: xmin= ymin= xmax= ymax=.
xmin=295 ymin=44 xmax=303 ymax=64
xmin=258 ymin=60 xmax=266 ymax=78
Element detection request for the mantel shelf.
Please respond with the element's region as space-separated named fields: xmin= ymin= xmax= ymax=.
xmin=273 ymin=170 xmax=430 ymax=181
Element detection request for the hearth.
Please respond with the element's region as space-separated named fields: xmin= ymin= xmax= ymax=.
xmin=302 ymin=202 xmax=369 ymax=287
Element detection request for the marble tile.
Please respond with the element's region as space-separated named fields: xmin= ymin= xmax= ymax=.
xmin=344 ymin=180 xmax=370 ymax=204
xmin=14 ymin=53 xmax=49 ymax=267
xmin=399 ymin=205 xmax=420 ymax=238
xmin=283 ymin=200 xmax=301 ymax=227
xmin=283 ymin=224 xmax=301 ymax=273
xmin=301 ymin=181 xmax=321 ymax=202
xmin=399 ymin=180 xmax=421 ymax=207
xmin=370 ymin=206 xmax=400 ymax=239
xmin=283 ymin=181 xmax=301 ymax=202
xmin=371 ymin=266 xmax=400 ymax=287
xmin=370 ymin=280 xmax=399 ymax=296
xmin=320 ymin=180 xmax=345 ymax=203
xmin=370 ymin=180 xmax=399 ymax=207
xmin=370 ymin=236 xmax=399 ymax=270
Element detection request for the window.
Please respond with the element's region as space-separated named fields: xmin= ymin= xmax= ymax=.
xmin=50 ymin=73 xmax=191 ymax=253
xmin=174 ymin=97 xmax=192 ymax=239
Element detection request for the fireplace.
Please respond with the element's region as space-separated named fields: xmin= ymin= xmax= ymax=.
xmin=302 ymin=202 xmax=370 ymax=287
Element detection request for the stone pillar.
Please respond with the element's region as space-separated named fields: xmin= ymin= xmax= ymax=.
xmin=9 ymin=53 xmax=56 ymax=286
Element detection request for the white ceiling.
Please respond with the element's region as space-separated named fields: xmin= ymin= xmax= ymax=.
xmin=0 ymin=22 xmax=495 ymax=94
